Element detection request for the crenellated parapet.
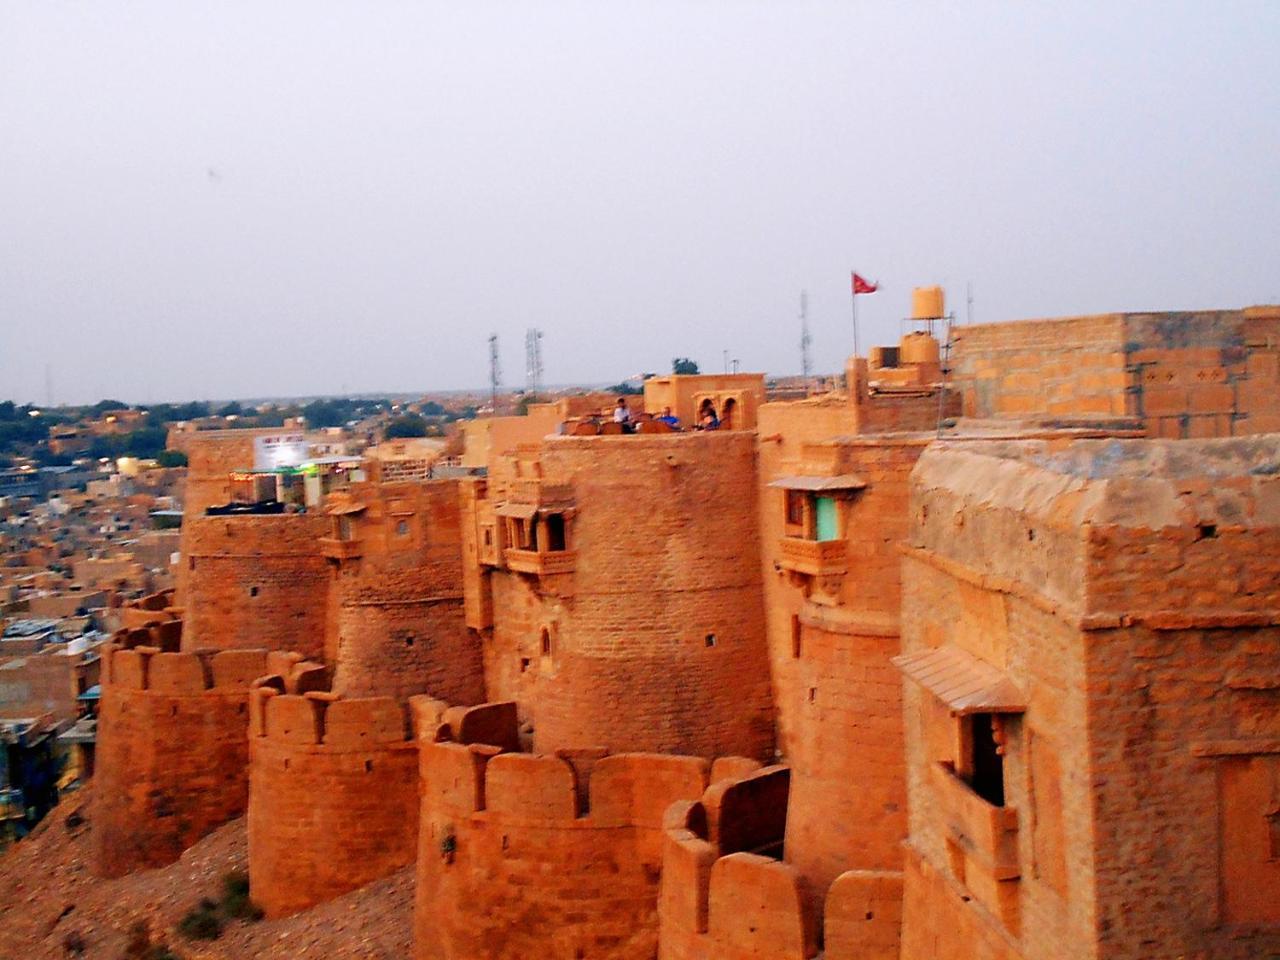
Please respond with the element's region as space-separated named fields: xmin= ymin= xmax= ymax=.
xmin=414 ymin=703 xmax=759 ymax=960
xmin=658 ymin=764 xmax=902 ymax=960
xmin=91 ymin=640 xmax=286 ymax=878
xmin=116 ymin=587 xmax=180 ymax=630
xmin=246 ymin=675 xmax=424 ymax=918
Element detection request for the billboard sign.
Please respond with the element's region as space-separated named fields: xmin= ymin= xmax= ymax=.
xmin=253 ymin=433 xmax=309 ymax=471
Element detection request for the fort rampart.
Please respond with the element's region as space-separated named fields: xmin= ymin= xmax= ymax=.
xmin=658 ymin=765 xmax=902 ymax=960
xmin=947 ymin=308 xmax=1280 ymax=437
xmin=246 ymin=678 xmax=422 ymax=918
xmin=477 ymin=431 xmax=775 ymax=759
xmin=91 ymin=632 xmax=282 ymax=877
xmin=324 ymin=479 xmax=482 ymax=704
xmin=181 ymin=513 xmax=329 ymax=658
xmin=414 ymin=700 xmax=758 ymax=960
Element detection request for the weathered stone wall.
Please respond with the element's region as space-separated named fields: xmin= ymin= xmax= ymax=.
xmin=899 ymin=436 xmax=1280 ymax=960
xmin=757 ymin=405 xmax=924 ymax=904
xmin=415 ymin=737 xmax=713 ymax=960
xmin=471 ymin=431 xmax=774 ymax=759
xmin=326 ymin=479 xmax=482 ymax=703
xmin=948 ymin=308 xmax=1280 ymax=437
xmin=658 ymin=765 xmax=900 ymax=960
xmin=247 ymin=685 xmax=420 ymax=918
xmin=181 ymin=513 xmax=329 ymax=658
xmin=172 ymin=430 xmax=261 ymax=601
xmin=949 ymin=313 xmax=1130 ymax=421
xmin=92 ymin=640 xmax=271 ymax=878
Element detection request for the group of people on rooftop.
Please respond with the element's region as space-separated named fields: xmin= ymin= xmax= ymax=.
xmin=611 ymin=398 xmax=720 ymax=433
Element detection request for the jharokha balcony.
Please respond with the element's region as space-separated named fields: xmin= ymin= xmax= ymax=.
xmin=777 ymin=537 xmax=847 ymax=577
xmin=508 ymin=478 xmax=574 ymax=507
xmin=503 ymin=548 xmax=577 ymax=577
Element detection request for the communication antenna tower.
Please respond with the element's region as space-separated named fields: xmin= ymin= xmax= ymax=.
xmin=525 ymin=328 xmax=544 ymax=393
xmin=799 ymin=291 xmax=812 ymax=381
xmin=488 ymin=334 xmax=501 ymax=410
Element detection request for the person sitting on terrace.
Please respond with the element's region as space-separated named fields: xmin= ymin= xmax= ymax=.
xmin=655 ymin=406 xmax=680 ymax=429
xmin=699 ymin=408 xmax=720 ymax=430
xmin=613 ymin=398 xmax=635 ymax=433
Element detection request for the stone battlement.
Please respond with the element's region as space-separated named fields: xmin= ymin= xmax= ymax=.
xmin=247 ymin=668 xmax=422 ymax=918
xmin=422 ymin=740 xmax=714 ymax=827
xmin=102 ymin=644 xmax=273 ymax=695
xmin=415 ymin=703 xmax=762 ymax=960
xmin=659 ymin=765 xmax=902 ymax=960
xmin=92 ymin=639 xmax=278 ymax=878
xmin=250 ymin=687 xmax=412 ymax=749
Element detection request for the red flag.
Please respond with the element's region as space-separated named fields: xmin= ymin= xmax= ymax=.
xmin=852 ymin=272 xmax=878 ymax=295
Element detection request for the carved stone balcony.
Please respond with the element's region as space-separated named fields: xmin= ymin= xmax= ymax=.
xmin=319 ymin=537 xmax=362 ymax=561
xmin=932 ymin=761 xmax=1020 ymax=932
xmin=509 ymin=478 xmax=574 ymax=508
xmin=503 ymin=548 xmax=577 ymax=577
xmin=777 ymin=537 xmax=847 ymax=577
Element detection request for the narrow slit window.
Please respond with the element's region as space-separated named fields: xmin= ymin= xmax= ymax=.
xmin=785 ymin=490 xmax=805 ymax=528
xmin=545 ymin=514 xmax=566 ymax=551
xmin=966 ymin=713 xmax=1005 ymax=807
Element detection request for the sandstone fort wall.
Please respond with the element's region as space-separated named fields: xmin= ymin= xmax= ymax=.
xmin=899 ymin=437 xmax=1280 ymax=960
xmin=515 ymin=432 xmax=774 ymax=758
xmin=948 ymin=309 xmax=1280 ymax=437
xmin=657 ymin=765 xmax=901 ymax=960
xmin=414 ymin=708 xmax=747 ymax=960
xmin=181 ymin=513 xmax=329 ymax=658
xmin=326 ymin=479 xmax=482 ymax=703
xmin=247 ymin=684 xmax=420 ymax=918
xmin=92 ymin=639 xmax=271 ymax=878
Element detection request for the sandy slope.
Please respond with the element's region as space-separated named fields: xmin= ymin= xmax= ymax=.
xmin=0 ymin=790 xmax=413 ymax=960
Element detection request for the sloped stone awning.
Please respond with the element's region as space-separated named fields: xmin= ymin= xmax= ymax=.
xmin=767 ymin=475 xmax=867 ymax=492
xmin=893 ymin=647 xmax=1027 ymax=715
xmin=326 ymin=501 xmax=368 ymax=516
xmin=494 ymin=502 xmax=539 ymax=519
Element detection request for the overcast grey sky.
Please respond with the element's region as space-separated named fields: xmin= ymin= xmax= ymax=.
xmin=2 ymin=2 xmax=1278 ymax=405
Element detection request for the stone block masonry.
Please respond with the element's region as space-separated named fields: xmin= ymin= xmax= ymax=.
xmin=181 ymin=513 xmax=329 ymax=658
xmin=247 ymin=679 xmax=422 ymax=918
xmin=414 ymin=703 xmax=759 ymax=960
xmin=91 ymin=634 xmax=275 ymax=878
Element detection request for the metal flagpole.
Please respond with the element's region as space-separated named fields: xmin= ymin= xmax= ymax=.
xmin=851 ymin=271 xmax=860 ymax=358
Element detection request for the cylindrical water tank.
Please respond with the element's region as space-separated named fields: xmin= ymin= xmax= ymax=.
xmin=912 ymin=286 xmax=945 ymax=320
xmin=899 ymin=331 xmax=940 ymax=365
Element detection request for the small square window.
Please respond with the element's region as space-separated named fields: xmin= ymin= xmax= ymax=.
xmin=396 ymin=519 xmax=410 ymax=537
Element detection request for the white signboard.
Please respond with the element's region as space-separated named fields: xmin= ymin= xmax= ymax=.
xmin=253 ymin=433 xmax=309 ymax=471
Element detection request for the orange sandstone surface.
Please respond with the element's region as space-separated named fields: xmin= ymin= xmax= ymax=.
xmin=7 ymin=307 xmax=1280 ymax=960
xmin=0 ymin=791 xmax=413 ymax=960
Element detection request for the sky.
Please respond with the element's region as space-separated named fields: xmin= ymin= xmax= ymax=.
xmin=2 ymin=2 xmax=1279 ymax=405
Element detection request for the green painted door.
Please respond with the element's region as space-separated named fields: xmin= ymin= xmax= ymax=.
xmin=815 ymin=496 xmax=839 ymax=541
